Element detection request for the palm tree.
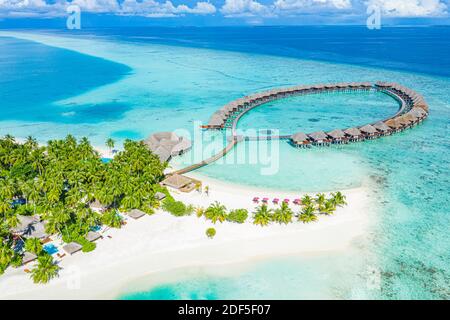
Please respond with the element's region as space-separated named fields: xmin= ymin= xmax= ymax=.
xmin=25 ymin=238 xmax=43 ymax=255
xmin=273 ymin=202 xmax=293 ymax=224
xmin=320 ymin=200 xmax=336 ymax=215
xmin=102 ymin=210 xmax=122 ymax=228
xmin=105 ymin=138 xmax=115 ymax=156
xmin=315 ymin=193 xmax=326 ymax=211
xmin=331 ymin=191 xmax=347 ymax=207
xmin=253 ymin=204 xmax=273 ymax=226
xmin=298 ymin=205 xmax=317 ymax=223
xmin=301 ymin=194 xmax=313 ymax=207
xmin=204 ymin=185 xmax=209 ymax=196
xmin=195 ymin=207 xmax=205 ymax=218
xmin=205 ymin=202 xmax=227 ymax=223
xmin=31 ymin=254 xmax=60 ymax=284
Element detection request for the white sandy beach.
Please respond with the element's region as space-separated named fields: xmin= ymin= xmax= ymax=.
xmin=0 ymin=173 xmax=374 ymax=299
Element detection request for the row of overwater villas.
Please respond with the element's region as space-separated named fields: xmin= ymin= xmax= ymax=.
xmin=203 ymin=82 xmax=375 ymax=129
xmin=291 ymin=82 xmax=429 ymax=147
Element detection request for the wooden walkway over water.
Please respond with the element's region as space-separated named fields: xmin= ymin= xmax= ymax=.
xmin=170 ymin=81 xmax=428 ymax=175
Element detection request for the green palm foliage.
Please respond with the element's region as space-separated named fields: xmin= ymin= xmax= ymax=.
xmin=253 ymin=204 xmax=273 ymax=226
xmin=315 ymin=193 xmax=326 ymax=211
xmin=101 ymin=210 xmax=122 ymax=228
xmin=273 ymin=202 xmax=293 ymax=224
xmin=31 ymin=254 xmax=60 ymax=284
xmin=301 ymin=194 xmax=313 ymax=207
xmin=331 ymin=191 xmax=347 ymax=207
xmin=25 ymin=238 xmax=43 ymax=255
xmin=298 ymin=205 xmax=318 ymax=223
xmin=205 ymin=201 xmax=227 ymax=224
xmin=320 ymin=200 xmax=336 ymax=215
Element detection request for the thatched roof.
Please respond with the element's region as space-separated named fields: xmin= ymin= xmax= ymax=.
xmin=308 ymin=131 xmax=328 ymax=141
xmin=85 ymin=231 xmax=102 ymax=242
xmin=127 ymin=209 xmax=146 ymax=220
xmin=408 ymin=107 xmax=427 ymax=118
xmin=385 ymin=118 xmax=403 ymax=129
xmin=291 ymin=132 xmax=308 ymax=143
xmin=12 ymin=215 xmax=48 ymax=239
xmin=161 ymin=174 xmax=192 ymax=189
xmin=373 ymin=121 xmax=391 ymax=132
xmin=359 ymin=124 xmax=377 ymax=134
xmin=344 ymin=128 xmax=362 ymax=137
xmin=90 ymin=199 xmax=106 ymax=210
xmin=11 ymin=215 xmax=40 ymax=234
xmin=22 ymin=252 xmax=37 ymax=265
xmin=171 ymin=137 xmax=192 ymax=156
xmin=63 ymin=242 xmax=82 ymax=255
xmin=144 ymin=132 xmax=192 ymax=162
xmin=397 ymin=115 xmax=413 ymax=125
xmin=327 ymin=129 xmax=346 ymax=139
xmin=154 ymin=192 xmax=166 ymax=200
xmin=153 ymin=145 xmax=171 ymax=163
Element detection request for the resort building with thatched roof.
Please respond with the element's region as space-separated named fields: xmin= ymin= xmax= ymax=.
xmin=291 ymin=132 xmax=309 ymax=147
xmin=327 ymin=129 xmax=346 ymax=143
xmin=385 ymin=118 xmax=404 ymax=132
xmin=359 ymin=124 xmax=378 ymax=139
xmin=308 ymin=131 xmax=329 ymax=145
xmin=161 ymin=174 xmax=193 ymax=190
xmin=144 ymin=132 xmax=192 ymax=163
xmin=11 ymin=215 xmax=48 ymax=240
xmin=344 ymin=128 xmax=363 ymax=141
xmin=373 ymin=121 xmax=392 ymax=136
xmin=127 ymin=209 xmax=146 ymax=220
xmin=85 ymin=231 xmax=102 ymax=242
xmin=22 ymin=252 xmax=37 ymax=265
xmin=63 ymin=242 xmax=82 ymax=255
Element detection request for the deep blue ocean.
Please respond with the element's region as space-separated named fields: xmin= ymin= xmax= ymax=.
xmin=0 ymin=26 xmax=448 ymax=299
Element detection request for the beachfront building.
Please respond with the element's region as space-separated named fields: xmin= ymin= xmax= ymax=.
xmin=144 ymin=132 xmax=192 ymax=163
xmin=11 ymin=215 xmax=48 ymax=240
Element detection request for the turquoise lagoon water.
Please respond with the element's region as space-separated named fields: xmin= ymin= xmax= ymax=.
xmin=0 ymin=28 xmax=448 ymax=299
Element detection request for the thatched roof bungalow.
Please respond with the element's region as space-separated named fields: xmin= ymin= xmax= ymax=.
xmin=359 ymin=124 xmax=378 ymax=136
xmin=327 ymin=129 xmax=346 ymax=141
xmin=385 ymin=118 xmax=403 ymax=131
xmin=161 ymin=174 xmax=193 ymax=190
xmin=127 ymin=209 xmax=146 ymax=220
xmin=63 ymin=242 xmax=82 ymax=255
xmin=308 ymin=131 xmax=328 ymax=143
xmin=291 ymin=132 xmax=309 ymax=146
xmin=373 ymin=121 xmax=391 ymax=134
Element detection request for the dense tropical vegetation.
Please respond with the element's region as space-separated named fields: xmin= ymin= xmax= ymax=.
xmin=0 ymin=135 xmax=167 ymax=281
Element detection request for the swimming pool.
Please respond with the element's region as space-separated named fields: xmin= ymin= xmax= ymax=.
xmin=43 ymin=244 xmax=58 ymax=255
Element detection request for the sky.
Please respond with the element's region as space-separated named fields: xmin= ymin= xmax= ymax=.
xmin=0 ymin=0 xmax=449 ymax=26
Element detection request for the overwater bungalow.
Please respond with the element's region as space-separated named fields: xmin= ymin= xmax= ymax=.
xmin=308 ymin=131 xmax=329 ymax=145
xmin=291 ymin=132 xmax=309 ymax=148
xmin=408 ymin=107 xmax=427 ymax=121
xmin=384 ymin=118 xmax=404 ymax=132
xmin=344 ymin=127 xmax=363 ymax=141
xmin=373 ymin=121 xmax=392 ymax=136
xmin=359 ymin=124 xmax=378 ymax=139
xmin=327 ymin=129 xmax=346 ymax=144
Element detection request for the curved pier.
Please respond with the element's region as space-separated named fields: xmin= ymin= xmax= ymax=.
xmin=172 ymin=81 xmax=428 ymax=175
